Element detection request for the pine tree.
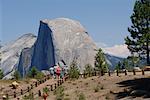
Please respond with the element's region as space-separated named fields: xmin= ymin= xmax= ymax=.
xmin=94 ymin=48 xmax=108 ymax=74
xmin=68 ymin=58 xmax=80 ymax=79
xmin=125 ymin=0 xmax=150 ymax=65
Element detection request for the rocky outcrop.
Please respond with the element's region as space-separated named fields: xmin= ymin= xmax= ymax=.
xmin=18 ymin=18 xmax=97 ymax=75
xmin=0 ymin=33 xmax=36 ymax=77
xmin=40 ymin=18 xmax=97 ymax=71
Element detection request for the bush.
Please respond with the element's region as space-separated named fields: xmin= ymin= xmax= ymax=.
xmin=27 ymin=67 xmax=44 ymax=79
xmin=78 ymin=93 xmax=86 ymax=100
xmin=0 ymin=69 xmax=4 ymax=79
xmin=94 ymin=84 xmax=104 ymax=92
xmin=68 ymin=59 xmax=80 ymax=80
xmin=84 ymin=64 xmax=94 ymax=76
xmin=54 ymin=86 xmax=64 ymax=100
xmin=13 ymin=70 xmax=21 ymax=80
xmin=43 ymin=87 xmax=49 ymax=94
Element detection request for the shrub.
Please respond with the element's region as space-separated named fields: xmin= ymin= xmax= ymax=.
xmin=0 ymin=69 xmax=4 ymax=79
xmin=43 ymin=87 xmax=49 ymax=94
xmin=13 ymin=70 xmax=21 ymax=80
xmin=54 ymin=86 xmax=64 ymax=100
xmin=94 ymin=84 xmax=104 ymax=92
xmin=78 ymin=93 xmax=86 ymax=100
xmin=84 ymin=64 xmax=94 ymax=76
xmin=68 ymin=59 xmax=80 ymax=80
xmin=27 ymin=67 xmax=44 ymax=79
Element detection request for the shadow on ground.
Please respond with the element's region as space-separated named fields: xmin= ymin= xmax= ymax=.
xmin=115 ymin=78 xmax=150 ymax=99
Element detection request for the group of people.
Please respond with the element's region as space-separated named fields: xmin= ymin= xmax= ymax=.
xmin=49 ymin=61 xmax=68 ymax=79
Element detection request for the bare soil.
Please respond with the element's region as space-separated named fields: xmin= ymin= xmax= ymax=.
xmin=0 ymin=71 xmax=150 ymax=100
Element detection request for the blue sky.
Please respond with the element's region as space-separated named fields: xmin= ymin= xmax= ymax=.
xmin=1 ymin=0 xmax=136 ymax=47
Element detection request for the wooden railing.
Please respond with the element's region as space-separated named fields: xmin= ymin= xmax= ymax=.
xmin=0 ymin=69 xmax=149 ymax=100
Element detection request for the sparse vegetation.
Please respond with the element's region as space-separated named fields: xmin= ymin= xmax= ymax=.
xmin=68 ymin=59 xmax=80 ymax=80
xmin=13 ymin=70 xmax=21 ymax=80
xmin=84 ymin=64 xmax=94 ymax=77
xmin=27 ymin=66 xmax=44 ymax=79
xmin=0 ymin=69 xmax=4 ymax=79
xmin=78 ymin=93 xmax=86 ymax=100
xmin=23 ymin=92 xmax=34 ymax=100
xmin=54 ymin=86 xmax=64 ymax=100
xmin=43 ymin=87 xmax=50 ymax=94
xmin=94 ymin=84 xmax=104 ymax=92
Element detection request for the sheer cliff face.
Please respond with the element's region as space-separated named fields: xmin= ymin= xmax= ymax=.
xmin=17 ymin=18 xmax=97 ymax=75
xmin=41 ymin=18 xmax=97 ymax=71
xmin=31 ymin=21 xmax=55 ymax=70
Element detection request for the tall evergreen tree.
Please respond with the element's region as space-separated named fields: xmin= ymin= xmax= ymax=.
xmin=125 ymin=0 xmax=150 ymax=65
xmin=94 ymin=48 xmax=108 ymax=73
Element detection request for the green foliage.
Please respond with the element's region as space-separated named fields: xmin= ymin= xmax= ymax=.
xmin=122 ymin=59 xmax=129 ymax=70
xmin=54 ymin=86 xmax=64 ymax=100
xmin=78 ymin=93 xmax=86 ymax=100
xmin=115 ymin=62 xmax=121 ymax=71
xmin=0 ymin=69 xmax=4 ymax=79
xmin=127 ymin=55 xmax=140 ymax=67
xmin=43 ymin=87 xmax=49 ymax=94
xmin=68 ymin=59 xmax=80 ymax=80
xmin=28 ymin=67 xmax=38 ymax=78
xmin=27 ymin=66 xmax=44 ymax=79
xmin=84 ymin=64 xmax=94 ymax=75
xmin=125 ymin=0 xmax=150 ymax=65
xmin=13 ymin=70 xmax=21 ymax=80
xmin=95 ymin=48 xmax=108 ymax=72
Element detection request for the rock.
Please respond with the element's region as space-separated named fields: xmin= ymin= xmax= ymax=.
xmin=18 ymin=18 xmax=98 ymax=75
xmin=0 ymin=33 xmax=36 ymax=77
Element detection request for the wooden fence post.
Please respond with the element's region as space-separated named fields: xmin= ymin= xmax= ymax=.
xmin=57 ymin=80 xmax=60 ymax=86
xmin=51 ymin=85 xmax=53 ymax=91
xmin=31 ymin=84 xmax=33 ymax=89
xmin=116 ymin=70 xmax=119 ymax=76
xmin=125 ymin=70 xmax=127 ymax=76
xmin=94 ymin=71 xmax=96 ymax=76
xmin=108 ymin=71 xmax=111 ymax=76
xmin=35 ymin=82 xmax=38 ymax=87
xmin=27 ymin=86 xmax=30 ymax=92
xmin=55 ymin=83 xmax=57 ymax=89
xmin=6 ymin=93 xmax=8 ymax=99
xmin=21 ymin=89 xmax=23 ymax=95
xmin=133 ymin=69 xmax=136 ymax=75
xmin=142 ymin=69 xmax=145 ymax=75
xmin=14 ymin=91 xmax=16 ymax=98
xmin=38 ymin=90 xmax=41 ymax=97
xmin=83 ymin=73 xmax=85 ymax=78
